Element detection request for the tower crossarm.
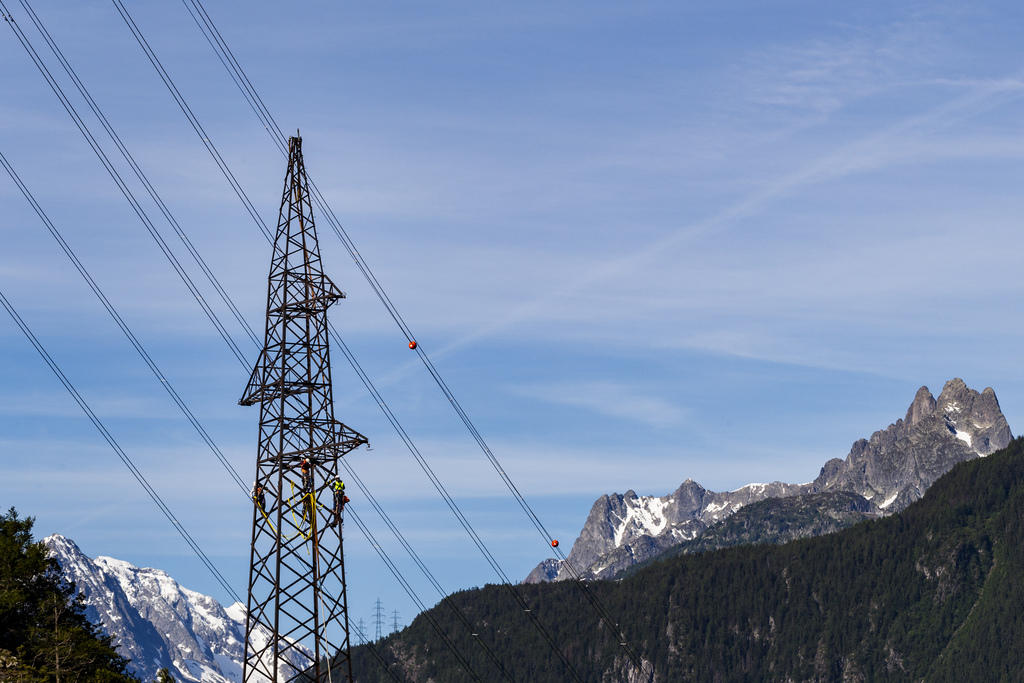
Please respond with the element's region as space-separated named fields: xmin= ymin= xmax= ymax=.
xmin=267 ymin=287 xmax=345 ymax=317
xmin=277 ymin=429 xmax=368 ymax=462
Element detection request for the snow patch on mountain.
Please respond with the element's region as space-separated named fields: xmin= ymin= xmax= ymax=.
xmin=878 ymin=492 xmax=899 ymax=509
xmin=612 ymin=495 xmax=669 ymax=546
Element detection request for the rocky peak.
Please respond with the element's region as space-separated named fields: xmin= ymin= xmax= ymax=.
xmin=523 ymin=558 xmax=562 ymax=584
xmin=905 ymin=386 xmax=936 ymax=427
xmin=811 ymin=379 xmax=1013 ymax=511
xmin=933 ymin=378 xmax=1010 ymax=456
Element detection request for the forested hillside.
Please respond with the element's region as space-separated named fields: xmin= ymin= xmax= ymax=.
xmin=349 ymin=437 xmax=1024 ymax=681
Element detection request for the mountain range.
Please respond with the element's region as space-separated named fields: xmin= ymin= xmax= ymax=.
xmin=352 ymin=435 xmax=1024 ymax=681
xmin=526 ymin=378 xmax=1012 ymax=582
xmin=43 ymin=535 xmax=307 ymax=683
xmin=40 ymin=378 xmax=1014 ymax=681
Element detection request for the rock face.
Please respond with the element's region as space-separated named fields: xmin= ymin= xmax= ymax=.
xmin=810 ymin=379 xmax=1012 ymax=509
xmin=524 ymin=480 xmax=803 ymax=583
xmin=44 ymin=535 xmax=308 ymax=683
xmin=618 ymin=491 xmax=878 ymax=578
xmin=523 ymin=558 xmax=562 ymax=583
xmin=526 ymin=379 xmax=1013 ymax=582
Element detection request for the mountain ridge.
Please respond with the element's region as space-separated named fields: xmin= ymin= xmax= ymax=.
xmin=43 ymin=535 xmax=308 ymax=683
xmin=527 ymin=378 xmax=1013 ymax=582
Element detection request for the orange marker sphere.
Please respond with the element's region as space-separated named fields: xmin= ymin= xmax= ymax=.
xmin=551 ymin=539 xmax=559 ymax=548
xmin=408 ymin=340 xmax=417 ymax=349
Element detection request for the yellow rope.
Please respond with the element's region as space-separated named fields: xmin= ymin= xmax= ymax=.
xmin=254 ymin=496 xmax=277 ymax=534
xmin=288 ymin=481 xmax=311 ymax=541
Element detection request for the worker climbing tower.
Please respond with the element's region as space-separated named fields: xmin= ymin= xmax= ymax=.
xmin=240 ymin=135 xmax=367 ymax=683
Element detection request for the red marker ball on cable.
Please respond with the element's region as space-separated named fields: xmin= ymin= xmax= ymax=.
xmin=551 ymin=539 xmax=559 ymax=548
xmin=408 ymin=340 xmax=417 ymax=350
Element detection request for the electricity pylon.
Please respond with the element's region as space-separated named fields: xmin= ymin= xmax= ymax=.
xmin=374 ymin=598 xmax=384 ymax=641
xmin=241 ymin=135 xmax=367 ymax=683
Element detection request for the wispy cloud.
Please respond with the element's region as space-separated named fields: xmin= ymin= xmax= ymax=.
xmin=736 ymin=16 xmax=944 ymax=117
xmin=0 ymin=390 xmax=185 ymax=419
xmin=508 ymin=380 xmax=685 ymax=428
xmin=417 ymin=72 xmax=1024 ymax=359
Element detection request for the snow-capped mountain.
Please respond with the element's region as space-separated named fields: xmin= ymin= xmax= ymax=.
xmin=526 ymin=378 xmax=1013 ymax=583
xmin=44 ymin=535 xmax=307 ymax=683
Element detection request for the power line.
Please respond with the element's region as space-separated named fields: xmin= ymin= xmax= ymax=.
xmin=109 ymin=0 xmax=273 ymax=245
xmin=0 ymin=0 xmax=251 ymax=368
xmin=0 ymin=144 xmax=476 ymax=679
xmin=0 ymin=149 xmax=249 ymax=496
xmin=330 ymin=323 xmax=578 ymax=679
xmin=175 ymin=0 xmax=650 ymax=675
xmin=15 ymin=0 xmax=263 ymax=349
xmin=3 ymin=3 xmax=485 ymax=667
xmin=33 ymin=16 xmax=264 ymax=354
xmin=108 ymin=3 xmax=555 ymax=678
xmin=347 ymin=507 xmax=480 ymax=681
xmin=348 ymin=619 xmax=403 ymax=683
xmin=0 ymin=286 xmax=241 ymax=604
xmin=5 ymin=0 xmax=488 ymax=672
xmin=10 ymin=0 xmax=630 ymax=675
xmin=336 ymin=445 xmax=512 ymax=680
xmin=0 ymin=283 xmax=406 ymax=683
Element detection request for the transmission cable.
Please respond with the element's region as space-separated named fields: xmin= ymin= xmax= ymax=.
xmin=5 ymin=8 xmax=491 ymax=675
xmin=346 ymin=504 xmax=482 ymax=683
xmin=0 ymin=285 xmax=405 ymax=683
xmin=16 ymin=0 xmax=262 ymax=349
xmin=348 ymin=613 xmax=404 ymax=683
xmin=0 ymin=0 xmax=251 ymax=368
xmin=6 ymin=4 xmax=502 ymax=676
xmin=176 ymin=0 xmax=649 ymax=675
xmin=0 ymin=286 xmax=241 ymax=604
xmin=105 ymin=0 xmax=273 ymax=246
xmin=338 ymin=451 xmax=512 ymax=682
xmin=12 ymin=1 xmax=599 ymax=675
xmin=111 ymin=3 xmax=571 ymax=677
xmin=0 ymin=148 xmax=248 ymax=495
xmin=329 ymin=324 xmax=577 ymax=679
xmin=0 ymin=149 xmax=474 ymax=683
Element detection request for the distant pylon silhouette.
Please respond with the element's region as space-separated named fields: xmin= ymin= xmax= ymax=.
xmin=241 ymin=135 xmax=367 ymax=683
xmin=374 ymin=598 xmax=384 ymax=641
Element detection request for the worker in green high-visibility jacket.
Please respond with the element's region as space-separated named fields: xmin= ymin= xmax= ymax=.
xmin=332 ymin=479 xmax=349 ymax=525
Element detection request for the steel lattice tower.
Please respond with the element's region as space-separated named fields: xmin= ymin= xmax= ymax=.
xmin=240 ymin=135 xmax=367 ymax=683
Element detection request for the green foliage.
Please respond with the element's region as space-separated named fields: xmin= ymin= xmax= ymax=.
xmin=350 ymin=437 xmax=1024 ymax=681
xmin=155 ymin=667 xmax=175 ymax=683
xmin=0 ymin=507 xmax=138 ymax=682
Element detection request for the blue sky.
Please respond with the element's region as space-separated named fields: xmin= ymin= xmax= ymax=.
xmin=3 ymin=0 xmax=1024 ymax=639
